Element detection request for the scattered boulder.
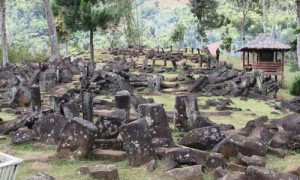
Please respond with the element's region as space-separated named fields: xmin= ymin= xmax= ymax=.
xmin=285 ymin=165 xmax=300 ymax=176
xmin=213 ymin=133 xmax=268 ymax=158
xmin=179 ymin=126 xmax=223 ymax=150
xmin=158 ymin=165 xmax=204 ymax=180
xmin=246 ymin=166 xmax=299 ymax=180
xmin=212 ymin=166 xmax=228 ymax=179
xmin=115 ymin=90 xmax=131 ymax=121
xmin=78 ymin=165 xmax=119 ymax=180
xmin=206 ymin=153 xmax=228 ymax=169
xmin=235 ymin=153 xmax=266 ymax=167
xmin=119 ymin=118 xmax=156 ymax=167
xmin=9 ymin=128 xmax=36 ymax=144
xmin=62 ymin=100 xmax=80 ymax=119
xmin=56 ymin=117 xmax=98 ymax=159
xmin=93 ymin=149 xmax=127 ymax=161
xmin=95 ymin=109 xmax=127 ymax=139
xmin=137 ymin=103 xmax=173 ymax=140
xmin=287 ymin=135 xmax=300 ymax=150
xmin=270 ymin=130 xmax=295 ymax=148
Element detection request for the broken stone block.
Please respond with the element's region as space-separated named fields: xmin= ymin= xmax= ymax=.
xmin=213 ymin=166 xmax=228 ymax=180
xmin=57 ymin=117 xmax=98 ymax=159
xmin=246 ymin=166 xmax=299 ymax=180
xmin=115 ymin=90 xmax=131 ymax=121
xmin=37 ymin=113 xmax=68 ymax=145
xmin=119 ymin=118 xmax=156 ymax=167
xmin=93 ymin=149 xmax=127 ymax=161
xmin=267 ymin=147 xmax=287 ymax=158
xmin=78 ymin=165 xmax=119 ymax=180
xmin=39 ymin=69 xmax=56 ymax=92
xmin=137 ymin=103 xmax=173 ymax=140
xmin=174 ymin=94 xmax=200 ymax=131
xmin=158 ymin=147 xmax=207 ymax=167
xmin=227 ymin=163 xmax=246 ymax=172
xmin=192 ymin=115 xmax=216 ymax=129
xmin=60 ymin=68 xmax=72 ymax=83
xmin=95 ymin=109 xmax=126 ymax=139
xmin=9 ymin=128 xmax=36 ymax=144
xmin=236 ymin=153 xmax=266 ymax=167
xmin=212 ymin=133 xmax=268 ymax=158
xmin=146 ymin=159 xmax=157 ymax=172
xmin=287 ymin=135 xmax=300 ymax=150
xmin=179 ymin=126 xmax=223 ymax=150
xmin=152 ymin=138 xmax=175 ymax=148
xmin=30 ymin=84 xmax=41 ymax=112
xmin=10 ymin=82 xmax=31 ymax=108
xmin=206 ymin=153 xmax=228 ymax=169
xmin=220 ymin=173 xmax=247 ymax=180
xmin=270 ymin=130 xmax=295 ymax=148
xmin=284 ymin=165 xmax=300 ymax=176
xmin=62 ymin=100 xmax=79 ymax=119
xmin=93 ymin=139 xmax=123 ymax=150
xmin=81 ymin=89 xmax=93 ymax=122
xmin=248 ymin=125 xmax=275 ymax=143
xmin=158 ymin=165 xmax=204 ymax=180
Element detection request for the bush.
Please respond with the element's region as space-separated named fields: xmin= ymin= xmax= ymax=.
xmin=289 ymin=61 xmax=300 ymax=72
xmin=289 ymin=76 xmax=300 ymax=96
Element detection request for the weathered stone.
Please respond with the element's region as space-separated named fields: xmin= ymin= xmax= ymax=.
xmin=284 ymin=165 xmax=300 ymax=176
xmin=88 ymin=165 xmax=119 ymax=180
xmin=267 ymin=147 xmax=287 ymax=158
xmin=174 ymin=95 xmax=200 ymax=131
xmin=246 ymin=166 xmax=299 ymax=180
xmin=119 ymin=118 xmax=156 ymax=167
xmin=24 ymin=172 xmax=55 ymax=180
xmin=10 ymin=82 xmax=31 ymax=108
xmin=39 ymin=69 xmax=56 ymax=92
xmin=137 ymin=103 xmax=173 ymax=140
xmin=95 ymin=109 xmax=126 ymax=139
xmin=227 ymin=163 xmax=246 ymax=172
xmin=248 ymin=125 xmax=275 ymax=143
xmin=81 ymin=89 xmax=93 ymax=122
xmin=62 ymin=100 xmax=79 ymax=119
xmin=287 ymin=135 xmax=300 ymax=150
xmin=57 ymin=117 xmax=98 ymax=159
xmin=179 ymin=126 xmax=223 ymax=150
xmin=146 ymin=159 xmax=157 ymax=172
xmin=30 ymin=85 xmax=41 ymax=112
xmin=281 ymin=114 xmax=300 ymax=134
xmin=9 ymin=128 xmax=36 ymax=144
xmin=93 ymin=149 xmax=127 ymax=161
xmin=212 ymin=167 xmax=228 ymax=179
xmin=158 ymin=147 xmax=207 ymax=167
xmin=192 ymin=115 xmax=216 ymax=129
xmin=219 ymin=173 xmax=247 ymax=180
xmin=115 ymin=90 xmax=131 ymax=121
xmin=243 ymin=116 xmax=269 ymax=133
xmin=23 ymin=153 xmax=55 ymax=163
xmin=270 ymin=130 xmax=295 ymax=148
xmin=158 ymin=165 xmax=204 ymax=180
xmin=37 ymin=113 xmax=68 ymax=145
xmin=206 ymin=153 xmax=227 ymax=169
xmin=60 ymin=68 xmax=72 ymax=83
xmin=212 ymin=133 xmax=268 ymax=158
xmin=152 ymin=138 xmax=175 ymax=148
xmin=93 ymin=138 xmax=123 ymax=150
xmin=236 ymin=153 xmax=266 ymax=167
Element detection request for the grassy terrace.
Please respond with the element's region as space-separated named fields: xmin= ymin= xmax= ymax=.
xmin=0 ymin=51 xmax=299 ymax=179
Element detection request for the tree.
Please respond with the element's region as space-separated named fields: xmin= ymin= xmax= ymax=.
xmin=170 ymin=23 xmax=186 ymax=48
xmin=43 ymin=0 xmax=61 ymax=63
xmin=297 ymin=0 xmax=300 ymax=67
xmin=189 ymin=0 xmax=223 ymax=44
xmin=262 ymin=0 xmax=266 ymax=32
xmin=53 ymin=0 xmax=121 ymax=69
xmin=0 ymin=0 xmax=8 ymax=67
xmin=230 ymin=0 xmax=259 ymax=46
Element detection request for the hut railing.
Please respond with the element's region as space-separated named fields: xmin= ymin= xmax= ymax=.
xmin=252 ymin=62 xmax=283 ymax=75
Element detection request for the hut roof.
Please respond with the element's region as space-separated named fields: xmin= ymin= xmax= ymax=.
xmin=236 ymin=33 xmax=291 ymax=52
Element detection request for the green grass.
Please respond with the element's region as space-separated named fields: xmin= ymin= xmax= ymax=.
xmin=0 ymin=112 xmax=16 ymax=121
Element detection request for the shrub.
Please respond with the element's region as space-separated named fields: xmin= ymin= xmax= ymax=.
xmin=289 ymin=76 xmax=300 ymax=96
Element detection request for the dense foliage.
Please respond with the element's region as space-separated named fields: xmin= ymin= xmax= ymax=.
xmin=289 ymin=76 xmax=300 ymax=95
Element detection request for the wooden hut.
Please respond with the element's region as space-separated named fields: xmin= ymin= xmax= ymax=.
xmin=236 ymin=33 xmax=291 ymax=83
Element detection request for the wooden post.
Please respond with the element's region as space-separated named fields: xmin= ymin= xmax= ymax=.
xmin=281 ymin=51 xmax=285 ymax=85
xmin=199 ymin=55 xmax=202 ymax=67
xmin=252 ymin=51 xmax=255 ymax=65
xmin=170 ymin=45 xmax=172 ymax=52
xmin=197 ymin=48 xmax=200 ymax=54
xmin=164 ymin=54 xmax=167 ymax=66
xmin=191 ymin=48 xmax=194 ymax=54
xmin=185 ymin=48 xmax=187 ymax=53
xmin=275 ymin=51 xmax=278 ymax=62
xmin=247 ymin=51 xmax=250 ymax=66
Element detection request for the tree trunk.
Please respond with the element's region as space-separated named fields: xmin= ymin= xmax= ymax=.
xmin=64 ymin=41 xmax=69 ymax=56
xmin=90 ymin=29 xmax=94 ymax=70
xmin=262 ymin=0 xmax=266 ymax=33
xmin=1 ymin=0 xmax=8 ymax=67
xmin=241 ymin=1 xmax=246 ymax=46
xmin=297 ymin=0 xmax=300 ymax=67
xmin=43 ymin=0 xmax=61 ymax=63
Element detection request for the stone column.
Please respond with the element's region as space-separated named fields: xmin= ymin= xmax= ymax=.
xmin=115 ymin=90 xmax=131 ymax=121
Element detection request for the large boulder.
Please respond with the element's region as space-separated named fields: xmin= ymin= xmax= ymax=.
xmin=137 ymin=103 xmax=173 ymax=141
xmin=62 ymin=100 xmax=80 ymax=119
xmin=10 ymin=82 xmax=31 ymax=108
xmin=179 ymin=126 xmax=223 ymax=150
xmin=9 ymin=128 xmax=36 ymax=144
xmin=119 ymin=119 xmax=156 ymax=167
xmin=174 ymin=95 xmax=200 ymax=131
xmin=270 ymin=130 xmax=295 ymax=148
xmin=95 ymin=109 xmax=127 ymax=139
xmin=57 ymin=117 xmax=98 ymax=159
xmin=245 ymin=166 xmax=299 ymax=180
xmin=212 ymin=133 xmax=268 ymax=158
xmin=37 ymin=113 xmax=68 ymax=145
xmin=158 ymin=165 xmax=204 ymax=180
xmin=287 ymin=135 xmax=300 ymax=150
xmin=235 ymin=153 xmax=266 ymax=167
xmin=39 ymin=69 xmax=56 ymax=92
xmin=93 ymin=138 xmax=123 ymax=150
xmin=115 ymin=90 xmax=131 ymax=121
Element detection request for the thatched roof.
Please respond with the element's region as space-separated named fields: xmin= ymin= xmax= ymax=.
xmin=236 ymin=33 xmax=291 ymax=52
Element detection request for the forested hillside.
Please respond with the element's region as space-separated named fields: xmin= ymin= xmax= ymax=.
xmin=0 ymin=0 xmax=299 ymax=62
